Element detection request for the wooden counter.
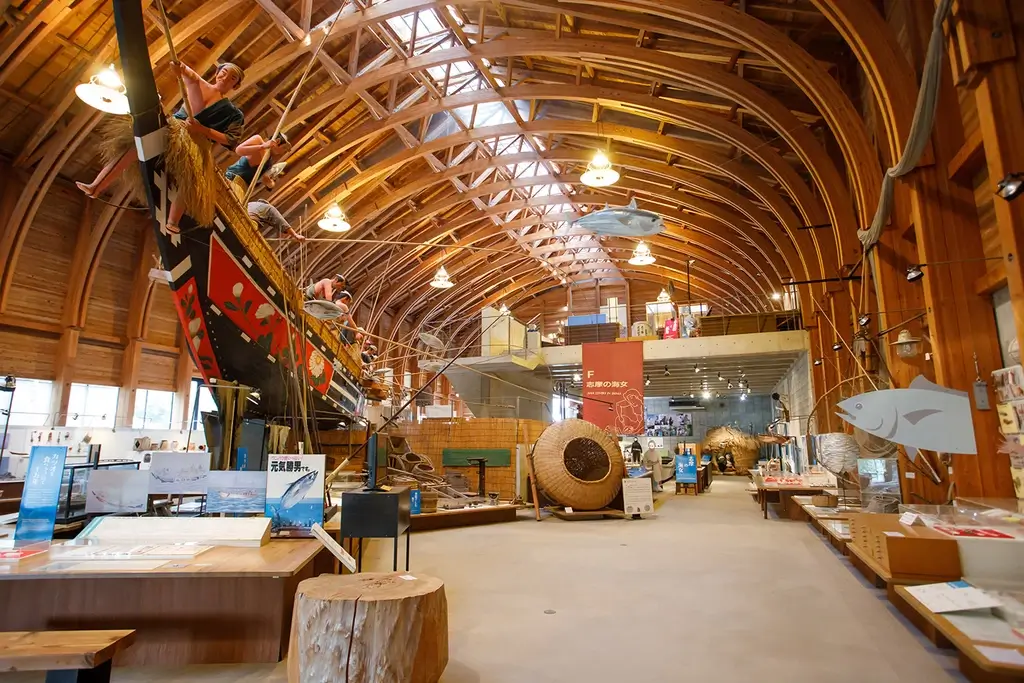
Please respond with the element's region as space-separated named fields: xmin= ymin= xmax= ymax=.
xmin=0 ymin=540 xmax=327 ymax=667
xmin=895 ymin=585 xmax=1024 ymax=683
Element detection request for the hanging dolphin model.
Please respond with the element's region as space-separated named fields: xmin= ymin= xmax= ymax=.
xmin=572 ymin=199 xmax=665 ymax=236
xmin=835 ymin=376 xmax=977 ymax=461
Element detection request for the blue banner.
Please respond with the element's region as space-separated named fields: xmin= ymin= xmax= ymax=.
xmin=675 ymin=454 xmax=697 ymax=484
xmin=15 ymin=446 xmax=69 ymax=542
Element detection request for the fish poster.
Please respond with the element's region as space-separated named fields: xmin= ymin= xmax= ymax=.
xmin=85 ymin=470 xmax=150 ymax=514
xmin=207 ymin=471 xmax=267 ymax=514
xmin=265 ymin=454 xmax=325 ymax=536
xmin=148 ymin=452 xmax=210 ymax=495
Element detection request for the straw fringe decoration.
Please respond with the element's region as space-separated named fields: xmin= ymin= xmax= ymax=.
xmin=532 ymin=419 xmax=624 ymax=510
xmin=98 ymin=115 xmax=219 ymax=226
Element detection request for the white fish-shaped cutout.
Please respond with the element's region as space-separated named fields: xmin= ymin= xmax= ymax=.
xmin=835 ymin=376 xmax=977 ymax=461
xmin=280 ymin=470 xmax=319 ymax=510
xmin=572 ymin=199 xmax=665 ymax=237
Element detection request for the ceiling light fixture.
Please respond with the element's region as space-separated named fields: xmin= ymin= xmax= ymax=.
xmin=770 ymin=292 xmax=782 ymax=301
xmin=572 ymin=372 xmax=581 ymax=383
xmin=657 ymin=288 xmax=672 ymax=303
xmin=831 ymin=341 xmax=843 ymax=351
xmin=429 ymin=265 xmax=455 ymax=289
xmin=628 ymin=241 xmax=656 ymax=266
xmin=727 ymin=381 xmax=734 ymax=389
xmin=702 ymin=390 xmax=711 ymax=399
xmin=663 ymin=365 xmax=670 ymax=377
xmin=580 ymin=150 xmax=620 ymax=188
xmin=813 ymin=358 xmax=822 ymax=366
xmin=694 ymin=364 xmax=700 ymax=373
xmin=906 ymin=265 xmax=924 ymax=282
xmin=75 ymin=64 xmax=130 ymax=115
xmin=689 ymin=392 xmax=694 ymax=398
xmin=717 ymin=372 xmax=723 ymax=381
xmin=318 ymin=202 xmax=351 ymax=232
xmin=858 ymin=314 xmax=871 ymax=327
xmin=997 ymin=173 xmax=1024 ymax=201
xmin=740 ymin=393 xmax=746 ymax=401
xmin=498 ymin=303 xmax=510 ymax=317
xmin=645 ymin=375 xmax=651 ymax=387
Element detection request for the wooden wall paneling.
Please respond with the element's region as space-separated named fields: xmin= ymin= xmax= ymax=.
xmin=0 ymin=327 xmax=59 ymax=381
xmin=136 ymin=349 xmax=178 ymax=392
xmin=83 ymin=209 xmax=139 ymax=340
xmin=74 ymin=341 xmax=122 ymax=387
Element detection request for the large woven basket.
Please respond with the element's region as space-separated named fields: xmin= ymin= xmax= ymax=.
xmin=532 ymin=420 xmax=624 ymax=510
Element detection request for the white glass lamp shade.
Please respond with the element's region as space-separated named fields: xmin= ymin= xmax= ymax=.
xmin=628 ymin=241 xmax=656 ymax=266
xmin=75 ymin=65 xmax=130 ymax=115
xmin=581 ymin=151 xmax=620 ymax=188
xmin=317 ymin=203 xmax=350 ymax=232
xmin=430 ymin=265 xmax=454 ymax=289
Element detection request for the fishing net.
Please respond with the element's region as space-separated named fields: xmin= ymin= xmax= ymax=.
xmin=532 ymin=420 xmax=623 ymax=510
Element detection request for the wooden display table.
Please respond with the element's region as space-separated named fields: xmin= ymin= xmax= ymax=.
xmin=750 ymin=475 xmax=832 ymax=519
xmin=0 ymin=540 xmax=328 ymax=667
xmin=895 ymin=585 xmax=1024 ymax=682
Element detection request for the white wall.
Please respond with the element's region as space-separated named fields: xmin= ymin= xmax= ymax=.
xmin=772 ymin=351 xmax=814 ymax=469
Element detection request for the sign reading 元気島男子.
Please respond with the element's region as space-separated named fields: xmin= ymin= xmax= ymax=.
xmin=582 ymin=341 xmax=644 ymax=434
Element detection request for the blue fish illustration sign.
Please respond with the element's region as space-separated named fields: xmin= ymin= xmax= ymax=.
xmin=265 ymin=454 xmax=325 ymax=537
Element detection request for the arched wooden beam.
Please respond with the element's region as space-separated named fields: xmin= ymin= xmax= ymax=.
xmin=0 ymin=110 xmax=102 ymax=312
xmin=276 ymin=35 xmax=861 ymax=262
xmin=558 ymin=0 xmax=879 ymax=224
xmin=806 ymin=0 xmax=918 ymax=162
xmin=352 ymin=193 xmax=771 ymax=328
xmin=283 ymin=82 xmax=846 ymax=258
xmin=333 ymin=178 xmax=783 ymax=299
xmin=299 ymin=149 xmax=807 ymax=291
xmin=297 ymin=122 xmax=826 ymax=286
xmin=65 ymin=188 xmax=133 ymax=329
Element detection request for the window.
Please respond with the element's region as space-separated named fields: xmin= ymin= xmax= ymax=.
xmin=66 ymin=383 xmax=118 ymax=427
xmin=679 ymin=303 xmax=710 ymax=317
xmin=646 ymin=301 xmax=675 ymax=331
xmin=133 ymin=389 xmax=175 ymax=429
xmin=186 ymin=378 xmax=218 ymax=431
xmin=551 ymin=394 xmax=580 ymax=422
xmin=3 ymin=378 xmax=53 ymax=426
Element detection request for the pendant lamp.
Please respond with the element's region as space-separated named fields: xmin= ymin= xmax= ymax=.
xmin=430 ymin=265 xmax=454 ymax=289
xmin=656 ymin=288 xmax=671 ymax=303
xmin=75 ymin=65 xmax=130 ymax=115
xmin=318 ymin=202 xmax=350 ymax=232
xmin=580 ymin=151 xmax=620 ymax=188
xmin=628 ymin=241 xmax=655 ymax=266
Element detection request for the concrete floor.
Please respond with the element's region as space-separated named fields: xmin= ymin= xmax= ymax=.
xmin=2 ymin=478 xmax=964 ymax=682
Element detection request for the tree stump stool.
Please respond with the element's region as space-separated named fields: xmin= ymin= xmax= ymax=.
xmin=288 ymin=572 xmax=448 ymax=683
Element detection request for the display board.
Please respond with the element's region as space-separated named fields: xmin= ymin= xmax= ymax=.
xmin=14 ymin=446 xmax=69 ymax=542
xmin=675 ymin=454 xmax=697 ymax=484
xmin=622 ymin=478 xmax=654 ymax=517
xmin=266 ymin=454 xmax=325 ymax=536
xmin=581 ymin=341 xmax=644 ymax=434
xmin=149 ymin=451 xmax=210 ymax=495
xmin=206 ymin=471 xmax=267 ymax=514
xmin=645 ymin=413 xmax=693 ymax=437
xmin=85 ymin=470 xmax=149 ymax=514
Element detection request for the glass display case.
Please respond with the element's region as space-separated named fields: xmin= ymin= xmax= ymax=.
xmin=56 ymin=460 xmax=140 ymax=523
xmin=857 ymin=458 xmax=900 ymax=513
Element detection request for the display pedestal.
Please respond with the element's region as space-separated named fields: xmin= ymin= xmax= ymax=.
xmin=340 ymin=488 xmax=411 ymax=571
xmin=288 ymin=573 xmax=448 ymax=683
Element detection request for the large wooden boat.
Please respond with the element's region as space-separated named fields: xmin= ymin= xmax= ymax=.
xmin=112 ymin=0 xmax=365 ymax=425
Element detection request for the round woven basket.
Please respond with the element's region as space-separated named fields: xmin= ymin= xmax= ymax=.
xmin=532 ymin=420 xmax=624 ymax=510
xmin=816 ymin=432 xmax=861 ymax=477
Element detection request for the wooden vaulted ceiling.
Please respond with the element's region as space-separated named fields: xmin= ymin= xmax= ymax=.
xmin=0 ymin=0 xmax=921 ymax=356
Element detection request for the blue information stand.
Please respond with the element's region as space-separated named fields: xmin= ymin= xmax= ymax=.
xmin=14 ymin=445 xmax=69 ymax=542
xmin=675 ymin=454 xmax=697 ymax=484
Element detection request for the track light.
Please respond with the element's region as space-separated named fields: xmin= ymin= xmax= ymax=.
xmin=572 ymin=372 xmax=581 ymax=383
xmin=628 ymin=241 xmax=656 ymax=266
xmin=858 ymin=314 xmax=870 ymax=327
xmin=997 ymin=173 xmax=1024 ymax=201
xmin=581 ymin=150 xmax=620 ymax=188
xmin=318 ymin=202 xmax=350 ymax=232
xmin=740 ymin=393 xmax=746 ymax=401
xmin=717 ymin=372 xmax=723 ymax=381
xmin=702 ymin=390 xmax=711 ymax=399
xmin=727 ymin=381 xmax=734 ymax=389
xmin=831 ymin=341 xmax=843 ymax=351
xmin=739 ymin=370 xmax=745 ymax=378
xmin=430 ymin=265 xmax=454 ymax=289
xmin=813 ymin=358 xmax=822 ymax=366
xmin=906 ymin=265 xmax=924 ymax=282
xmin=689 ymin=392 xmax=694 ymax=398
xmin=663 ymin=365 xmax=670 ymax=377
xmin=694 ymin=364 xmax=700 ymax=373
xmin=645 ymin=375 xmax=651 ymax=387
xmin=716 ymin=392 xmax=721 ymax=399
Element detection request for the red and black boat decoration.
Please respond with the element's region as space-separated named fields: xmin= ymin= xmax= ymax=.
xmin=112 ymin=0 xmax=365 ymax=424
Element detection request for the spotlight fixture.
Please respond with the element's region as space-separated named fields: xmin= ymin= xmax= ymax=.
xmin=656 ymin=288 xmax=672 ymax=303
xmin=740 ymin=393 xmax=746 ymax=401
xmin=996 ymin=173 xmax=1024 ymax=201
xmin=628 ymin=241 xmax=656 ymax=266
xmin=645 ymin=375 xmax=651 ymax=387
xmin=813 ymin=358 xmax=823 ymax=366
xmin=906 ymin=265 xmax=924 ymax=282
xmin=663 ymin=365 xmax=670 ymax=377
xmin=831 ymin=341 xmax=843 ymax=351
xmin=717 ymin=372 xmax=723 ymax=381
xmin=702 ymin=390 xmax=711 ymax=399
xmin=739 ymin=370 xmax=745 ymax=378
xmin=75 ymin=64 xmax=130 ymax=115
xmin=580 ymin=150 xmax=620 ymax=188
xmin=694 ymin=364 xmax=700 ymax=373
xmin=771 ymin=292 xmax=782 ymax=301
xmin=430 ymin=265 xmax=454 ymax=289
xmin=572 ymin=372 xmax=582 ymax=383
xmin=689 ymin=392 xmax=695 ymax=398
xmin=716 ymin=392 xmax=721 ymax=399
xmin=858 ymin=314 xmax=870 ymax=327
xmin=727 ymin=381 xmax=734 ymax=389
xmin=318 ymin=202 xmax=351 ymax=232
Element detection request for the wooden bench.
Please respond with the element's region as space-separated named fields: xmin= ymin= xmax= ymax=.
xmin=0 ymin=630 xmax=135 ymax=682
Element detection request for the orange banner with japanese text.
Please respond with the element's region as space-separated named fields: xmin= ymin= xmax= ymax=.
xmin=581 ymin=341 xmax=644 ymax=435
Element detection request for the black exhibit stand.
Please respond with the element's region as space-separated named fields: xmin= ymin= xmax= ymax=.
xmin=340 ymin=487 xmax=411 ymax=572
